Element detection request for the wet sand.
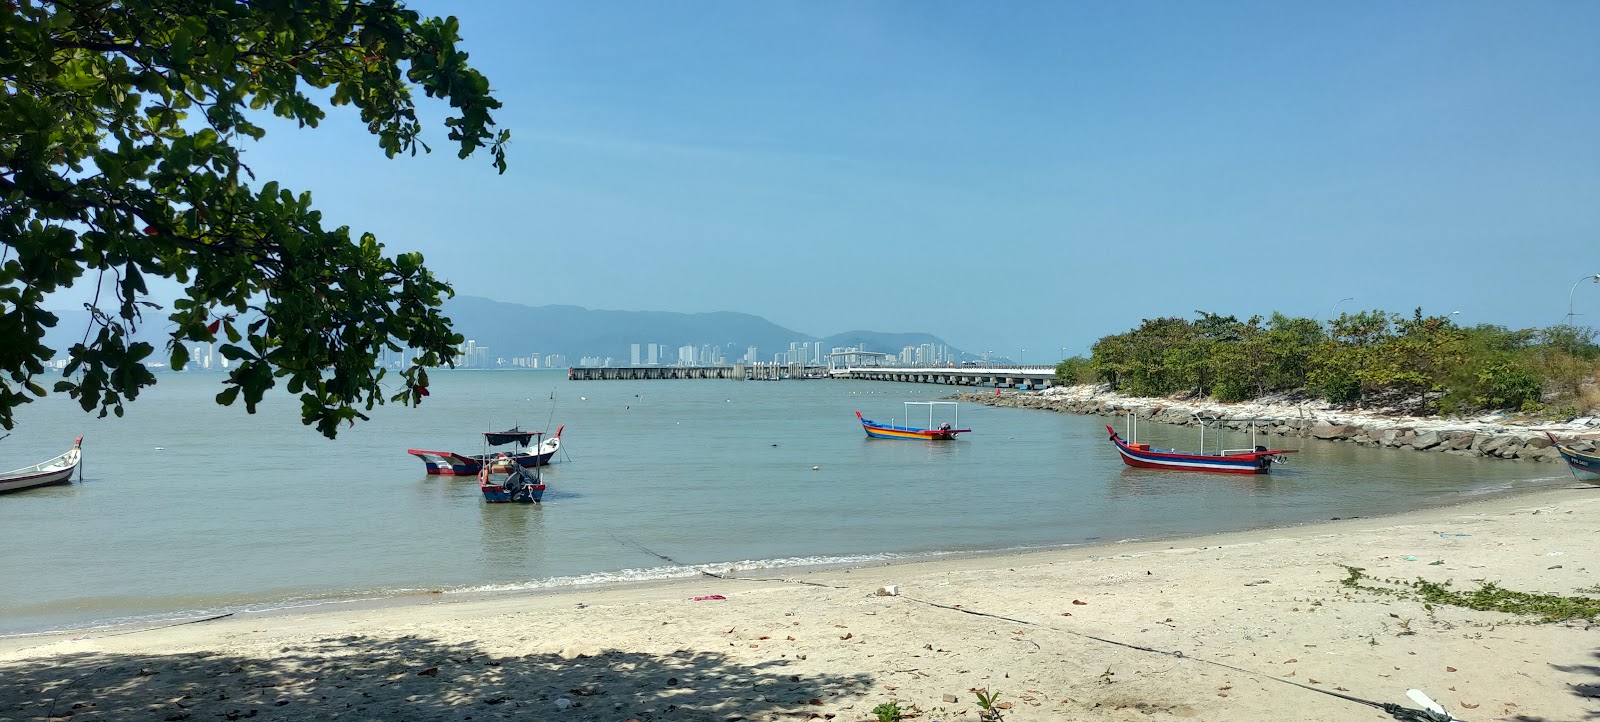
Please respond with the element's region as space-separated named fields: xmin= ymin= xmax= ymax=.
xmin=5 ymin=485 xmax=1598 ymax=721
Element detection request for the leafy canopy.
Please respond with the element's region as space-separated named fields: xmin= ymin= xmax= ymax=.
xmin=0 ymin=0 xmax=509 ymax=437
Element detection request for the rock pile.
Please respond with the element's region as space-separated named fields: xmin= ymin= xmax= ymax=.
xmin=958 ymin=384 xmax=1600 ymax=465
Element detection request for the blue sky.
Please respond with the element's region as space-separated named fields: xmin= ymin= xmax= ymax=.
xmin=134 ymin=2 xmax=1600 ymax=360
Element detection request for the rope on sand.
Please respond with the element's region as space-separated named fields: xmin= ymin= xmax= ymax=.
xmin=897 ymin=594 xmax=1461 ymax=722
xmin=94 ymin=613 xmax=236 ymax=638
xmin=608 ymin=535 xmax=847 ymax=589
xmin=606 ymin=537 xmax=1460 ymax=720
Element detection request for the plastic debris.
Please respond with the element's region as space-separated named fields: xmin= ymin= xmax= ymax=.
xmin=692 ymin=595 xmax=726 ymax=601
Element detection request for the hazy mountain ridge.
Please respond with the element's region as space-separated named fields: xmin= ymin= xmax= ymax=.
xmin=40 ymin=296 xmax=965 ymax=365
xmin=444 ymin=296 xmax=964 ymax=364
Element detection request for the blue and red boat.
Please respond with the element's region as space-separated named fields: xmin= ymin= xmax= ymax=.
xmin=479 ymin=439 xmax=547 ymax=504
xmin=857 ymin=402 xmax=971 ymax=440
xmin=408 ymin=426 xmax=563 ymax=475
xmin=1107 ymin=415 xmax=1294 ymax=474
xmin=1546 ymin=432 xmax=1600 ymax=483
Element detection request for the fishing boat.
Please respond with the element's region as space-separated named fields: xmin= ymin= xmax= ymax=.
xmin=1 ymin=436 xmax=83 ymax=494
xmin=407 ymin=426 xmax=563 ymax=475
xmin=1107 ymin=414 xmax=1295 ymax=474
xmin=1546 ymin=432 xmax=1600 ymax=482
xmin=479 ymin=431 xmax=547 ymax=503
xmin=856 ymin=402 xmax=971 ymax=440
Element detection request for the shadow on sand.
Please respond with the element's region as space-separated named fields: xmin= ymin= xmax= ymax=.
xmin=3 ymin=633 xmax=870 ymax=721
xmin=1500 ymin=646 xmax=1600 ymax=722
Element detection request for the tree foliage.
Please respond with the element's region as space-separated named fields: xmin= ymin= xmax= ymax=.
xmin=1082 ymin=309 xmax=1600 ymax=416
xmin=1 ymin=0 xmax=509 ymax=436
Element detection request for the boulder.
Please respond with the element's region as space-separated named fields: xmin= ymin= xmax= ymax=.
xmin=1446 ymin=433 xmax=1477 ymax=451
xmin=1311 ymin=423 xmax=1360 ymax=440
xmin=1525 ymin=446 xmax=1563 ymax=463
xmin=1410 ymin=431 xmax=1443 ymax=450
xmin=1478 ymin=435 xmax=1515 ymax=457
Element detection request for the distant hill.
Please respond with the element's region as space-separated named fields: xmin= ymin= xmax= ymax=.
xmin=39 ymin=296 xmax=966 ymax=366
xmin=443 ymin=296 xmax=966 ymax=365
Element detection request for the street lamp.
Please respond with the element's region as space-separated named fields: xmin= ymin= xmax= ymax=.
xmin=1331 ymin=297 xmax=1354 ymax=319
xmin=1020 ymin=348 xmax=1025 ymax=366
xmin=1061 ymin=346 xmax=1068 ymax=361
xmin=1565 ymin=273 xmax=1600 ymax=325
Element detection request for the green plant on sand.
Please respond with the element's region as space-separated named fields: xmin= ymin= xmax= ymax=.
xmin=974 ymin=688 xmax=1004 ymax=722
xmin=1340 ymin=565 xmax=1600 ymax=623
xmin=871 ymin=700 xmax=902 ymax=722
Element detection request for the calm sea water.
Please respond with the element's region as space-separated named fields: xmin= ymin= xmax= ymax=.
xmin=0 ymin=371 xmax=1565 ymax=635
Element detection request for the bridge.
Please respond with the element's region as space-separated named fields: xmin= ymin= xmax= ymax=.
xmin=569 ymin=364 xmax=1062 ymax=388
xmin=831 ymin=365 xmax=1062 ymax=389
xmin=568 ymin=364 xmax=827 ymax=381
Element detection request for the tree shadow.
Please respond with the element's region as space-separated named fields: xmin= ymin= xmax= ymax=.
xmin=1507 ymin=646 xmax=1600 ymax=721
xmin=3 ymin=633 xmax=871 ymax=721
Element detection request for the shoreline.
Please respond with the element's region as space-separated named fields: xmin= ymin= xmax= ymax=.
xmin=6 ymin=484 xmax=1598 ymax=721
xmin=1 ymin=473 xmax=1569 ymax=643
xmin=962 ymin=383 xmax=1600 ymax=466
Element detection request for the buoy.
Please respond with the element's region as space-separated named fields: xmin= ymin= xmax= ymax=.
xmin=580 ymin=396 xmax=587 ymax=401
xmin=811 ymin=466 xmax=819 ymax=471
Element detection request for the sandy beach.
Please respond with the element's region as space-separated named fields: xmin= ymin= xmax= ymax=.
xmin=5 ymin=485 xmax=1598 ymax=722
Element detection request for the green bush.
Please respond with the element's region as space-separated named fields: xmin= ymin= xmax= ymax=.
xmin=1477 ymin=362 xmax=1541 ymax=410
xmin=1054 ymin=356 xmax=1094 ymax=384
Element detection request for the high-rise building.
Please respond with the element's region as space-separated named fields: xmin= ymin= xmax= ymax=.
xmin=630 ymin=343 xmax=641 ymax=366
xmin=646 ymin=344 xmax=659 ymax=365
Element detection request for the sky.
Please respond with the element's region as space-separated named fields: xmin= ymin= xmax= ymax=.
xmin=91 ymin=2 xmax=1600 ymax=361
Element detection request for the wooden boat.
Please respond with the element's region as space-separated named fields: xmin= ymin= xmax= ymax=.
xmin=1 ymin=436 xmax=83 ymax=494
xmin=408 ymin=426 xmax=562 ymax=475
xmin=1546 ymin=432 xmax=1600 ymax=482
xmin=856 ymin=402 xmax=971 ymax=440
xmin=1107 ymin=415 xmax=1295 ymax=474
xmin=479 ymin=431 xmax=547 ymax=503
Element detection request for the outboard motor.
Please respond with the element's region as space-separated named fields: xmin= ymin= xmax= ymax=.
xmin=503 ymin=467 xmax=526 ymax=497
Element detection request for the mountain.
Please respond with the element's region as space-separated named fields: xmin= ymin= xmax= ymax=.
xmin=39 ymin=296 xmax=966 ymax=366
xmin=441 ymin=296 xmax=966 ymax=365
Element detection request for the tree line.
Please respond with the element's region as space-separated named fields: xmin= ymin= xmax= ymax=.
xmin=1055 ymin=310 xmax=1600 ymax=416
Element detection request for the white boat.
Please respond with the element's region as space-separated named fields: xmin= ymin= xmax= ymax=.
xmin=0 ymin=436 xmax=83 ymax=494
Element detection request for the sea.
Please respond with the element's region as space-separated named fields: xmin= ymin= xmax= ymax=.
xmin=0 ymin=370 xmax=1566 ymax=636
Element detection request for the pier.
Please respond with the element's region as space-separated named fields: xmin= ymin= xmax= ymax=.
xmin=569 ymin=364 xmax=1061 ymax=388
xmin=831 ymin=365 xmax=1062 ymax=389
xmin=568 ymin=364 xmax=826 ymax=381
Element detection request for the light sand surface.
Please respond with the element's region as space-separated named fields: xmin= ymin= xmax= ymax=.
xmin=5 ymin=486 xmax=1599 ymax=721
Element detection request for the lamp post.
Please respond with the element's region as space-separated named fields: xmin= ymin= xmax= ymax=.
xmin=1566 ymin=274 xmax=1600 ymax=326
xmin=1061 ymin=346 xmax=1068 ymax=361
xmin=1331 ymin=297 xmax=1354 ymax=320
xmin=1020 ymin=348 xmax=1025 ymax=367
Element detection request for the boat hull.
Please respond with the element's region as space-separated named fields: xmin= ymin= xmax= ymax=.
xmin=408 ymin=445 xmax=558 ymax=475
xmin=478 ymin=467 xmax=546 ymax=503
xmin=0 ymin=441 xmax=81 ymax=494
xmin=856 ymin=412 xmax=969 ymax=440
xmin=0 ymin=464 xmax=77 ymax=493
xmin=1553 ymin=445 xmax=1600 ymax=482
xmin=1107 ymin=426 xmax=1287 ymax=475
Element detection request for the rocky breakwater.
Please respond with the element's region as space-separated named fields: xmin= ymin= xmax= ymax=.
xmin=957 ymin=384 xmax=1600 ymax=466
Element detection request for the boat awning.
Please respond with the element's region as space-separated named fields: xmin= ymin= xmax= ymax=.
xmin=483 ymin=429 xmax=538 ymax=446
